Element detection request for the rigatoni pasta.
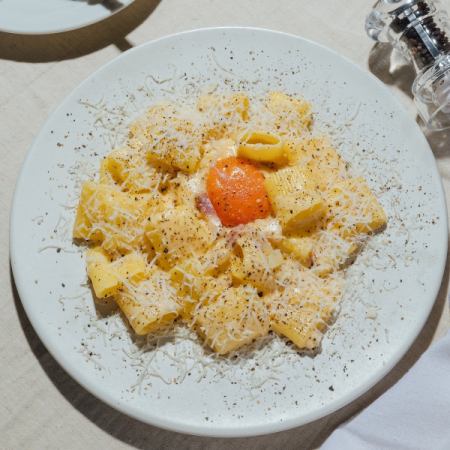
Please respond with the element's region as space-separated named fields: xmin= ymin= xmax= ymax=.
xmin=73 ymin=91 xmax=387 ymax=354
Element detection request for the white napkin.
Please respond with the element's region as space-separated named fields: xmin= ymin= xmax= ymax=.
xmin=322 ymin=330 xmax=450 ymax=450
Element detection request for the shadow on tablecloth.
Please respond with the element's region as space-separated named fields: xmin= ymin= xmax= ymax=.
xmin=0 ymin=0 xmax=160 ymax=63
xmin=9 ymin=244 xmax=449 ymax=450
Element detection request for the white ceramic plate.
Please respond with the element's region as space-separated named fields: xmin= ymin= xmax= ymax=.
xmin=10 ymin=28 xmax=448 ymax=437
xmin=0 ymin=0 xmax=134 ymax=34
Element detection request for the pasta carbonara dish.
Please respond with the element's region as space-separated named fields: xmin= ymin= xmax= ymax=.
xmin=73 ymin=91 xmax=387 ymax=355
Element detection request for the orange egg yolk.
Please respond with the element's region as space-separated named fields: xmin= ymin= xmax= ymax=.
xmin=206 ymin=157 xmax=271 ymax=227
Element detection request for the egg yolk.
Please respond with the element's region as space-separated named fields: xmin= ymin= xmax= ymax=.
xmin=206 ymin=157 xmax=271 ymax=227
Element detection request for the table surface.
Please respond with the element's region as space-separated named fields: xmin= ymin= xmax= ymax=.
xmin=1 ymin=1 xmax=450 ymax=449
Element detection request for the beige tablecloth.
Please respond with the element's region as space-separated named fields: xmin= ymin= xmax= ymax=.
xmin=1 ymin=1 xmax=449 ymax=449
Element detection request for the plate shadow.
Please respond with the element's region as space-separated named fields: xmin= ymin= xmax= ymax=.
xmin=0 ymin=0 xmax=160 ymax=63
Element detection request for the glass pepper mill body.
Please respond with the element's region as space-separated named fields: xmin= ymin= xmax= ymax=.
xmin=366 ymin=0 xmax=450 ymax=130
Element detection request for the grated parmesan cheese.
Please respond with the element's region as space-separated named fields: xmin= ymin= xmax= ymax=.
xmin=73 ymin=90 xmax=387 ymax=357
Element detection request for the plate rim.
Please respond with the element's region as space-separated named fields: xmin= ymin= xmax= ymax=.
xmin=9 ymin=26 xmax=449 ymax=437
xmin=0 ymin=0 xmax=134 ymax=35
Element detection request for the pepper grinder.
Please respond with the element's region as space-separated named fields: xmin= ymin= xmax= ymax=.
xmin=366 ymin=0 xmax=450 ymax=130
